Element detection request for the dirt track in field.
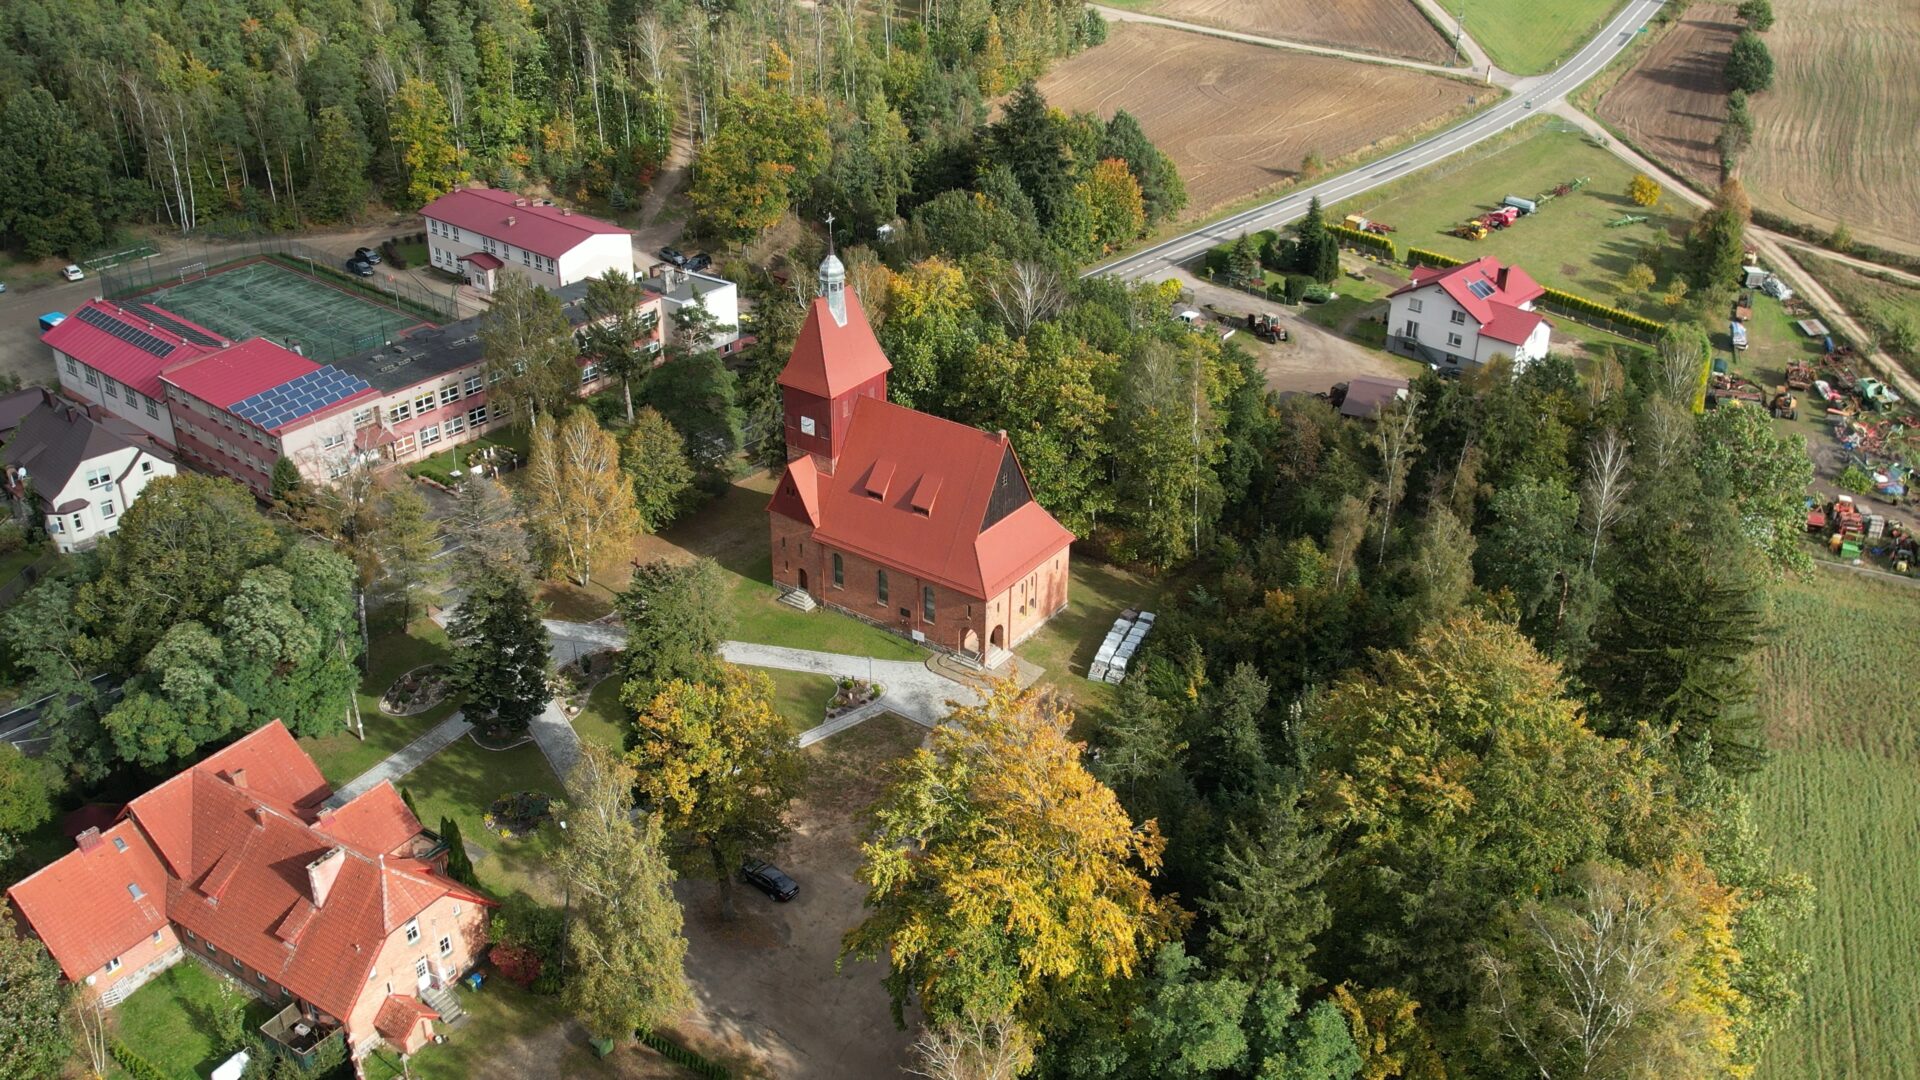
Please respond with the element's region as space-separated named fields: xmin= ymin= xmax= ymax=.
xmin=1120 ymin=0 xmax=1458 ymax=64
xmin=1742 ymin=0 xmax=1920 ymax=254
xmin=1035 ymin=23 xmax=1485 ymax=214
xmin=1596 ymin=5 xmax=1736 ymax=190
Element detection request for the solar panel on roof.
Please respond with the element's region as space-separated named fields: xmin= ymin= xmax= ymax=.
xmin=75 ymin=306 xmax=175 ymax=358
xmin=229 ymin=365 xmax=373 ymax=430
xmin=135 ymin=304 xmax=222 ymax=347
xmin=1466 ymin=279 xmax=1496 ymax=300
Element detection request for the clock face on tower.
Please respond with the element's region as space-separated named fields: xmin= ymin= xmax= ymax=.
xmin=800 ymin=415 xmax=817 ymax=436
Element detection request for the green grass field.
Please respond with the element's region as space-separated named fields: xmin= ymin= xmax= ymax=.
xmin=301 ymin=620 xmax=458 ymax=788
xmin=112 ymin=960 xmax=277 ymax=1079
xmin=404 ymin=736 xmax=564 ymax=905
xmin=1338 ymin=125 xmax=1690 ymax=319
xmin=1750 ymin=572 xmax=1920 ymax=1080
xmin=1454 ymin=0 xmax=1629 ymax=74
xmin=1801 ymin=257 xmax=1920 ymax=376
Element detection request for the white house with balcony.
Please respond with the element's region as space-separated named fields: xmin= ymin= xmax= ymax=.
xmin=0 ymin=391 xmax=176 ymax=552
xmin=1386 ymin=257 xmax=1552 ymax=371
xmin=420 ymin=187 xmax=633 ymax=293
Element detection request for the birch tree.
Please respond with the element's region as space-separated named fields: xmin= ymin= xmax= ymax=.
xmin=1370 ymin=390 xmax=1423 ymax=566
xmin=525 ymin=409 xmax=642 ymax=586
xmin=480 ymin=271 xmax=579 ymax=430
xmin=1581 ymin=429 xmax=1633 ymax=572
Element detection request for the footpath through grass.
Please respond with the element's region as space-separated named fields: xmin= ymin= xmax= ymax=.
xmin=1338 ymin=125 xmax=1690 ymax=320
xmin=1750 ymin=572 xmax=1920 ymax=1080
xmin=302 ymin=619 xmax=458 ymax=788
xmin=1455 ymin=0 xmax=1629 ymax=75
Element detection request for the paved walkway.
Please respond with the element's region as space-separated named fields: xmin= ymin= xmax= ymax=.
xmin=325 ymin=711 xmax=473 ymax=808
xmin=717 ymin=641 xmax=979 ymax=728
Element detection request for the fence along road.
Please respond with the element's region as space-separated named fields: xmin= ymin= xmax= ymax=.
xmin=1084 ymin=0 xmax=1669 ymax=282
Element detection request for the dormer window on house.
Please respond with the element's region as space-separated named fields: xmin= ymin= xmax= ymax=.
xmin=128 ymin=882 xmax=144 ymax=900
xmin=910 ymin=475 xmax=942 ymax=516
xmin=865 ymin=460 xmax=895 ymax=500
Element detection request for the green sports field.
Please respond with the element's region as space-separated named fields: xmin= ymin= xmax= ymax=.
xmin=145 ymin=259 xmax=423 ymax=362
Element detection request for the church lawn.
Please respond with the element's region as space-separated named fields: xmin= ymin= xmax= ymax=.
xmin=543 ymin=470 xmax=926 ymax=662
xmin=302 ymin=619 xmax=459 ymax=788
xmin=1016 ymin=557 xmax=1169 ymax=734
xmin=113 ymin=960 xmax=278 ymax=1080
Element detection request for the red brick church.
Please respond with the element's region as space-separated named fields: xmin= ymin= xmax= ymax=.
xmin=767 ymin=252 xmax=1073 ymax=667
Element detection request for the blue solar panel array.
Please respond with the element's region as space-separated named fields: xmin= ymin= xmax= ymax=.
xmin=228 ymin=366 xmax=372 ymax=430
xmin=75 ymin=306 xmax=176 ymax=358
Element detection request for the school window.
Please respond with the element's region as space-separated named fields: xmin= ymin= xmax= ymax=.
xmin=395 ymin=435 xmax=417 ymax=455
xmin=438 ymin=936 xmax=453 ymax=956
xmin=876 ymin=569 xmax=888 ymax=604
xmin=1447 ymin=333 xmax=1464 ymax=348
xmin=146 ymin=400 xmax=159 ymax=419
xmin=832 ymin=553 xmax=844 ymax=588
xmin=321 ymin=432 xmax=347 ymax=450
xmin=521 ymin=249 xmax=531 ymax=266
xmin=104 ymin=957 xmax=122 ymax=974
xmin=580 ymin=364 xmax=598 ymax=385
xmin=64 ymin=357 xmax=77 ymax=376
xmin=328 ymin=460 xmax=351 ymax=480
xmin=418 ymin=424 xmax=441 ymax=447
xmin=488 ymin=370 xmax=505 ymax=385
xmin=440 ymin=385 xmax=461 ymax=405
xmin=205 ymin=942 xmax=218 ymax=956
xmin=126 ymin=390 xmax=142 ymax=409
xmin=445 ymin=414 xmax=465 ymax=435
xmin=468 ymin=405 xmax=488 ymax=427
xmin=351 ymin=407 xmax=374 ymax=428
xmin=405 ymin=920 xmax=420 ymax=945
xmin=257 ymin=972 xmax=268 ymax=985
xmin=922 ymin=585 xmax=936 ymax=623
xmin=391 ymin=402 xmax=412 ymax=422
xmin=104 ymin=378 xmax=118 ymax=399
xmin=1450 ymin=309 xmax=1467 ymax=325
xmin=415 ymin=393 xmax=437 ymax=414
xmin=100 ymin=501 xmax=116 ymax=518
xmin=464 ymin=375 xmax=484 ymax=395
xmin=1408 ymin=299 xmax=1423 ymax=313
xmin=84 ymin=369 xmax=98 ymax=387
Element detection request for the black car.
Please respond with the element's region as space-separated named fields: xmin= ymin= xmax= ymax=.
xmin=685 ymin=253 xmax=712 ymax=273
xmin=354 ymin=246 xmax=383 ymax=264
xmin=658 ymin=246 xmax=687 ymax=268
xmin=345 ymin=258 xmax=375 ymax=277
xmin=740 ymin=859 xmax=798 ymax=902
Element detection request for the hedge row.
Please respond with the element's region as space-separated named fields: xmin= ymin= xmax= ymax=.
xmin=1750 ymin=208 xmax=1920 ymax=277
xmin=1405 ymin=247 xmax=1465 ymax=270
xmin=1537 ymin=286 xmax=1668 ymax=339
xmin=112 ymin=1040 xmax=170 ymax=1080
xmin=1328 ymin=224 xmax=1397 ymax=262
xmin=639 ymin=1029 xmax=731 ymax=1079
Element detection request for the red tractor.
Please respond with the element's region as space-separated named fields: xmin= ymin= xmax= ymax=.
xmin=1478 ymin=207 xmax=1521 ymax=230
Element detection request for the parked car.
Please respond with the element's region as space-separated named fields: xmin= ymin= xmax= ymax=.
xmin=685 ymin=253 xmax=713 ymax=272
xmin=740 ymin=859 xmax=798 ymax=902
xmin=354 ymin=246 xmax=383 ymax=264
xmin=345 ymin=258 xmax=375 ymax=277
xmin=61 ymin=265 xmax=85 ymax=282
xmin=658 ymin=246 xmax=687 ymax=267
xmin=0 ymin=281 xmax=7 ymax=293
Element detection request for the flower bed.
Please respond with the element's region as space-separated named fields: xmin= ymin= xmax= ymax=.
xmin=551 ymin=649 xmax=619 ymax=719
xmin=826 ymin=678 xmax=883 ymax=719
xmin=381 ymin=665 xmax=451 ymax=716
xmin=482 ymin=791 xmax=555 ymax=840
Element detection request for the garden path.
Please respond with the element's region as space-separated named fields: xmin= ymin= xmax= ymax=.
xmin=324 ymin=711 xmax=473 ymax=808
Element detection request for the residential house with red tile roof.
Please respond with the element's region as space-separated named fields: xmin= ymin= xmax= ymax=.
xmin=7 ymin=721 xmax=491 ymax=1066
xmin=1386 ymin=256 xmax=1553 ymax=371
xmin=768 ymin=254 xmax=1074 ymax=668
xmin=421 ymin=187 xmax=633 ymax=292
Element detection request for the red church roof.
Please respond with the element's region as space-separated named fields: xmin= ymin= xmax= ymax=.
xmin=771 ymin=397 xmax=1073 ymax=598
xmin=779 ymin=291 xmax=892 ymax=399
xmin=419 ymin=187 xmax=627 ymax=260
xmin=7 ymin=722 xmax=491 ymax=1017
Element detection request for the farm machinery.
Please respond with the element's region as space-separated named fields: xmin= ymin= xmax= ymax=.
xmin=1452 ymin=220 xmax=1491 ymax=240
xmin=1706 ymin=371 xmax=1765 ymax=408
xmin=1785 ymin=360 xmax=1814 ymax=391
xmin=1343 ymin=215 xmax=1396 ymax=235
xmin=1606 ymin=214 xmax=1649 ymax=228
xmin=1531 ymin=177 xmax=1589 ymax=208
xmin=1770 ymin=387 xmax=1799 ymax=420
xmin=1245 ymin=312 xmax=1289 ymax=343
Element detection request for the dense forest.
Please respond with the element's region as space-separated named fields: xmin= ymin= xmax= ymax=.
xmin=0 ymin=0 xmax=1128 ymax=258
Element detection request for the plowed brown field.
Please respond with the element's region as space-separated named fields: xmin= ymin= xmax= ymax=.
xmin=1596 ymin=5 xmax=1737 ymax=189
xmin=1743 ymin=0 xmax=1920 ymax=254
xmin=1034 ymin=23 xmax=1485 ymax=214
xmin=1117 ymin=0 xmax=1458 ymax=64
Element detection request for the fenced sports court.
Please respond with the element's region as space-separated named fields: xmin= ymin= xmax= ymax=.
xmin=144 ymin=261 xmax=423 ymax=363
xmin=100 ymin=237 xmax=460 ymax=363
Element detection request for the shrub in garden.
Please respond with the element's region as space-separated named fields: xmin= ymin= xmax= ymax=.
xmin=490 ymin=944 xmax=544 ymax=988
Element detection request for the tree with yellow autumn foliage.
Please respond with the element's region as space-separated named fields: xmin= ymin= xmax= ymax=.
xmin=842 ymin=681 xmax=1184 ymax=1029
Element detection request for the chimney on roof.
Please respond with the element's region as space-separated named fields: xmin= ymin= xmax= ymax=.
xmin=229 ymin=768 xmax=248 ymax=789
xmin=76 ymin=827 xmax=103 ymax=853
xmin=506 ymin=215 xmax=517 ymax=227
xmin=560 ymin=207 xmax=571 ymax=216
xmin=997 ymin=429 xmax=1008 ymax=442
xmin=307 ymin=847 xmax=346 ymax=908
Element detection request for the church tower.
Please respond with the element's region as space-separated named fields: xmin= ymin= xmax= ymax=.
xmin=777 ymin=247 xmax=892 ymax=472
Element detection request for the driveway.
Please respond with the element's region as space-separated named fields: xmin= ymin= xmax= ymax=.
xmin=1169 ymin=268 xmax=1424 ymax=394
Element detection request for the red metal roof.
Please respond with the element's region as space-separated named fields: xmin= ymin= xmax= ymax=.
xmin=1480 ymin=301 xmax=1548 ymax=345
xmin=40 ymin=300 xmax=220 ymax=399
xmin=160 ymin=338 xmax=321 ymax=409
xmin=772 ymin=397 xmax=1073 ymax=598
xmin=460 ymin=251 xmax=503 ymax=270
xmin=779 ymin=292 xmax=893 ymax=399
xmin=1391 ymin=256 xmax=1547 ymax=329
xmin=7 ymin=721 xmax=493 ymax=1020
xmin=420 ymin=187 xmax=627 ymax=260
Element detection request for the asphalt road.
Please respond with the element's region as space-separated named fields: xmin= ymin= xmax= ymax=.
xmin=1085 ymin=0 xmax=1668 ymax=282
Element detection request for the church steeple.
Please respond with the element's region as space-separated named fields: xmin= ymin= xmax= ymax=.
xmin=819 ymin=214 xmax=846 ymax=326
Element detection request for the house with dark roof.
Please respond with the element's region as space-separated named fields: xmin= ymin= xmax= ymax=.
xmin=1386 ymin=256 xmax=1553 ymax=371
xmin=768 ymin=253 xmax=1074 ymax=668
xmin=0 ymin=390 xmax=176 ymax=552
xmin=7 ymin=721 xmax=490 ymax=1065
xmin=421 ymin=187 xmax=632 ymax=292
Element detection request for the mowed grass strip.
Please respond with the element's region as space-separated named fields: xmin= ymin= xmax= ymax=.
xmin=1455 ymin=0 xmax=1629 ymax=75
xmin=1341 ymin=126 xmax=1690 ymax=318
xmin=1749 ymin=573 xmax=1920 ymax=1080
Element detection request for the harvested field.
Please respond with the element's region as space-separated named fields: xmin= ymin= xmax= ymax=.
xmin=1034 ymin=23 xmax=1485 ymax=215
xmin=1596 ymin=5 xmax=1737 ymax=189
xmin=1744 ymin=0 xmax=1920 ymax=254
xmin=1110 ymin=0 xmax=1458 ymax=65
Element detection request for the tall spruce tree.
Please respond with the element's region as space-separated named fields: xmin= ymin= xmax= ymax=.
xmin=448 ymin=571 xmax=551 ymax=732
